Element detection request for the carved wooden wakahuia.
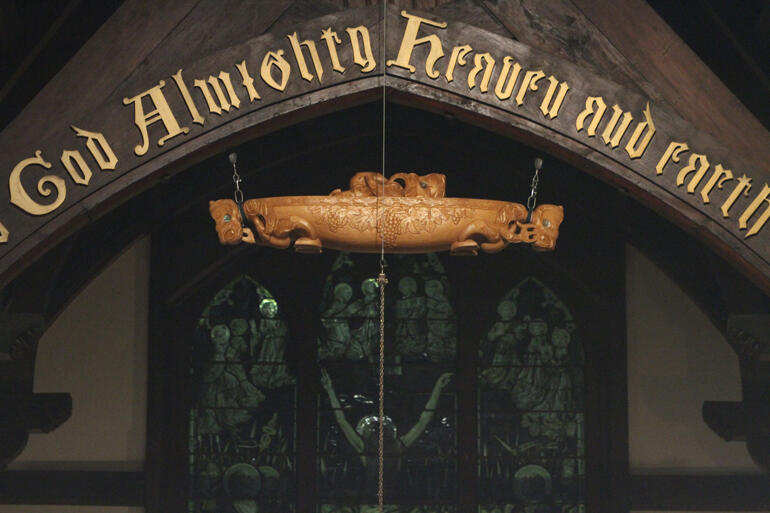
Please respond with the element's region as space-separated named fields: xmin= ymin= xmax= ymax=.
xmin=209 ymin=172 xmax=564 ymax=255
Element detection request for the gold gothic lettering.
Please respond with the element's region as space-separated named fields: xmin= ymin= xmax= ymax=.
xmin=494 ymin=56 xmax=520 ymax=100
xmin=722 ymin=175 xmax=752 ymax=218
xmin=171 ymin=69 xmax=205 ymax=126
xmin=194 ymin=71 xmax=241 ymax=115
xmin=656 ymin=141 xmax=688 ymax=175
xmin=739 ymin=184 xmax=770 ymax=238
xmin=122 ymin=81 xmax=189 ymax=156
xmin=60 ymin=150 xmax=91 ymax=186
xmin=676 ymin=153 xmax=710 ymax=193
xmin=575 ymin=96 xmax=606 ymax=137
xmin=701 ymin=164 xmax=733 ymax=204
xmin=539 ymin=76 xmax=569 ymax=119
xmin=468 ymin=53 xmax=494 ymax=92
xmin=288 ymin=32 xmax=324 ymax=83
xmin=601 ymin=105 xmax=633 ymax=148
xmin=71 ymin=126 xmax=118 ymax=171
xmin=445 ymin=45 xmax=472 ymax=83
xmin=9 ymin=151 xmax=65 ymax=216
xmin=236 ymin=61 xmax=261 ymax=101
xmin=321 ymin=28 xmax=345 ymax=73
xmin=387 ymin=10 xmax=447 ymax=79
xmin=346 ymin=26 xmax=376 ymax=72
xmin=261 ymin=50 xmax=291 ymax=92
xmin=59 ymin=127 xmax=118 ymax=187
xmin=515 ymin=70 xmax=544 ymax=106
xmin=625 ymin=103 xmax=655 ymax=159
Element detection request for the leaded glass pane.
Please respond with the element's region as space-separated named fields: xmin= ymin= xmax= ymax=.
xmin=319 ymin=365 xmax=456 ymax=503
xmin=318 ymin=253 xmax=458 ymax=506
xmin=319 ymin=253 xmax=456 ymax=363
xmin=478 ymin=278 xmax=585 ymax=509
xmin=189 ymin=275 xmax=296 ymax=512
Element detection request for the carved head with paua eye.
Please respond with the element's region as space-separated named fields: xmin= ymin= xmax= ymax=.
xmin=530 ymin=204 xmax=564 ymax=251
xmin=209 ymin=199 xmax=244 ymax=245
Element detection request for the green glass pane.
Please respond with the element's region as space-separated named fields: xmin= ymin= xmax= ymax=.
xmin=478 ymin=278 xmax=585 ymax=510
xmin=319 ymin=253 xmax=456 ymax=363
xmin=189 ymin=275 xmax=296 ymax=511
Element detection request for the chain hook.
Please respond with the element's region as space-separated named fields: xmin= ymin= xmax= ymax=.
xmin=525 ymin=157 xmax=543 ymax=223
xmin=229 ymin=152 xmax=244 ymax=205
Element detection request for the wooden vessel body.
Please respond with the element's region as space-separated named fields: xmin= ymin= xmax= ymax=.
xmin=210 ymin=195 xmax=563 ymax=255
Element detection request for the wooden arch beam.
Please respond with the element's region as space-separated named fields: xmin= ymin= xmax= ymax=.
xmin=0 ymin=4 xmax=768 ymax=296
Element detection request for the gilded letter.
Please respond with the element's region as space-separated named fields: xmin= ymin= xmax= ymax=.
xmin=515 ymin=70 xmax=544 ymax=106
xmin=288 ymin=32 xmax=324 ymax=83
xmin=625 ymin=102 xmax=656 ymax=159
xmin=346 ymin=26 xmax=376 ymax=72
xmin=122 ymin=81 xmax=189 ymax=156
xmin=261 ymin=50 xmax=291 ymax=92
xmin=0 ymin=221 xmax=8 ymax=243
xmin=676 ymin=153 xmax=709 ymax=193
xmin=321 ymin=28 xmax=345 ymax=73
xmin=655 ymin=141 xmax=688 ymax=175
xmin=739 ymin=184 xmax=770 ymax=238
xmin=601 ymin=105 xmax=633 ymax=148
xmin=171 ymin=69 xmax=205 ymax=126
xmin=445 ymin=45 xmax=472 ymax=83
xmin=721 ymin=174 xmax=752 ymax=218
xmin=494 ymin=56 xmax=520 ymax=100
xmin=700 ymin=164 xmax=733 ymax=204
xmin=194 ymin=71 xmax=241 ymax=115
xmin=9 ymin=151 xmax=66 ymax=216
xmin=468 ymin=52 xmax=495 ymax=92
xmin=60 ymin=150 xmax=91 ymax=186
xmin=236 ymin=61 xmax=261 ymax=101
xmin=539 ymin=76 xmax=569 ymax=119
xmin=386 ymin=10 xmax=447 ymax=79
xmin=575 ymin=96 xmax=606 ymax=137
xmin=71 ymin=126 xmax=118 ymax=171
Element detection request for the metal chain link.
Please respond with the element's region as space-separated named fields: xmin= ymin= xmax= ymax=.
xmin=526 ymin=158 xmax=543 ymax=222
xmin=229 ymin=152 xmax=244 ymax=205
xmin=376 ymin=267 xmax=388 ymax=513
xmin=527 ymin=158 xmax=543 ymax=212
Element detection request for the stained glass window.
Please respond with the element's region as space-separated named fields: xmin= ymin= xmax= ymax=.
xmin=184 ymin=260 xmax=586 ymax=513
xmin=188 ymin=275 xmax=296 ymax=513
xmin=319 ymin=254 xmax=457 ymax=508
xmin=478 ymin=278 xmax=585 ymax=512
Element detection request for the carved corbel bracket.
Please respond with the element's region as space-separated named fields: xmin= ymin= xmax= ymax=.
xmin=703 ymin=314 xmax=770 ymax=472
xmin=0 ymin=313 xmax=72 ymax=468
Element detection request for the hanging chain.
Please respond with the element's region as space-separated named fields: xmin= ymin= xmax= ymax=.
xmin=378 ymin=2 xmax=388 ymax=511
xmin=376 ymin=266 xmax=388 ymax=512
xmin=229 ymin=152 xmax=244 ymax=205
xmin=526 ymin=157 xmax=543 ymax=222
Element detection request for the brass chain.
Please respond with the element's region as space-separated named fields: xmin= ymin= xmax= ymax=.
xmin=376 ymin=267 xmax=388 ymax=513
xmin=377 ymin=0 xmax=388 ymax=510
xmin=378 ymin=1 xmax=388 ymax=509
